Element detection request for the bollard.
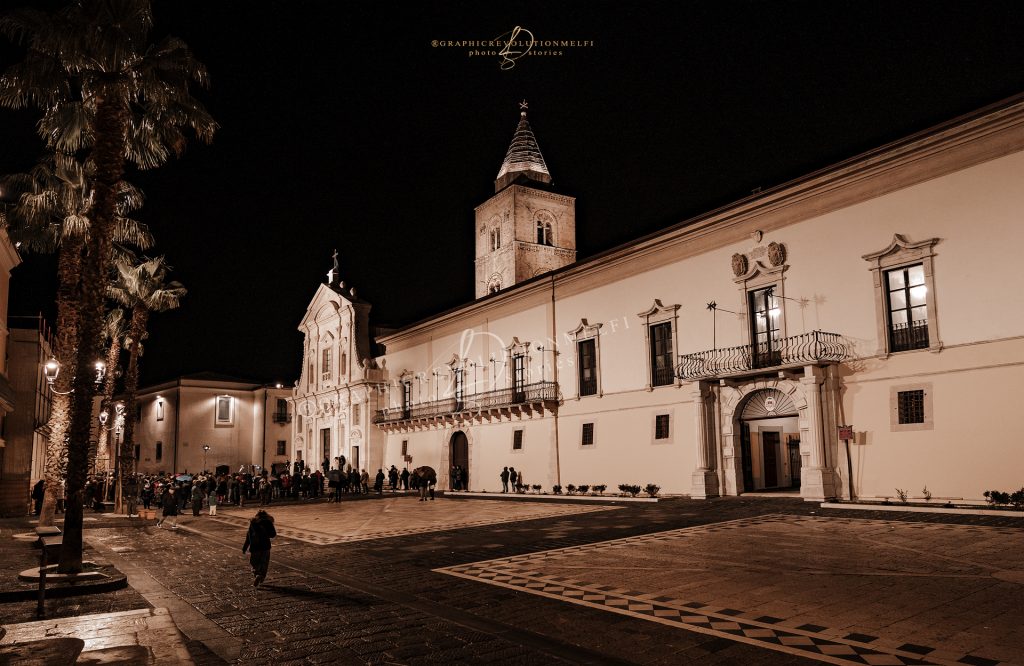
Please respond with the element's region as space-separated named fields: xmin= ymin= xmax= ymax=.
xmin=37 ymin=540 xmax=47 ymax=618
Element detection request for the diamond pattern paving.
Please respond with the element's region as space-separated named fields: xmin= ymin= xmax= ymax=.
xmin=436 ymin=515 xmax=1022 ymax=666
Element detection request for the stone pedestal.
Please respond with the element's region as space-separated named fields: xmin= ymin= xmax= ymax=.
xmin=690 ymin=469 xmax=720 ymax=499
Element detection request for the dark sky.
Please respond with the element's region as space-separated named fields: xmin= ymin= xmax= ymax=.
xmin=3 ymin=1 xmax=1024 ymax=386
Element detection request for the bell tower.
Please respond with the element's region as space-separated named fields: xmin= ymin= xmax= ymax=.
xmin=474 ymin=101 xmax=576 ymax=298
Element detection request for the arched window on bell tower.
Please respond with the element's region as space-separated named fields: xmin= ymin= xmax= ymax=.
xmin=536 ymin=220 xmax=553 ymax=246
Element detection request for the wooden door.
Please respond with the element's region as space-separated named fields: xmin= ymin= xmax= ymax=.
xmin=762 ymin=431 xmax=780 ymax=488
xmin=740 ymin=423 xmax=753 ymax=492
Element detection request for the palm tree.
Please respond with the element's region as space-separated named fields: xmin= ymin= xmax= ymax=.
xmin=0 ymin=0 xmax=215 ymax=572
xmin=0 ymin=155 xmax=150 ymax=527
xmin=94 ymin=307 xmax=125 ymax=496
xmin=108 ymin=255 xmax=186 ymax=506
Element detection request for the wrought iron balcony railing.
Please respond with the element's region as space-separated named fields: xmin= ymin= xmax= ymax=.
xmin=676 ymin=330 xmax=849 ymax=381
xmin=889 ymin=320 xmax=928 ymax=352
xmin=374 ymin=381 xmax=558 ymax=425
xmin=272 ymin=412 xmax=292 ymax=424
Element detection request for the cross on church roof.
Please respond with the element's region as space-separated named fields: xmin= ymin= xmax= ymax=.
xmin=519 ymin=99 xmax=528 ymax=116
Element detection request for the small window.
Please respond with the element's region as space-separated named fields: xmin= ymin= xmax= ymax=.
xmin=491 ymin=228 xmax=501 ymax=251
xmin=401 ymin=440 xmax=408 ymax=456
xmin=655 ymin=414 xmax=670 ymax=439
xmin=889 ymin=382 xmax=933 ymax=432
xmin=155 ymin=441 xmax=163 ymax=461
xmin=897 ymin=390 xmax=925 ymax=424
xmin=341 ymin=352 xmax=348 ymax=377
xmin=321 ymin=348 xmax=332 ymax=381
xmin=276 ymin=441 xmax=286 ymax=456
xmin=216 ymin=396 xmax=233 ymax=425
xmin=513 ymin=429 xmax=524 ymax=450
xmin=156 ymin=401 xmax=164 ymax=421
xmin=581 ymin=422 xmax=594 ymax=446
xmin=134 ymin=444 xmax=140 ymax=461
xmin=352 ymin=405 xmax=360 ymax=426
xmin=536 ymin=220 xmax=552 ymax=246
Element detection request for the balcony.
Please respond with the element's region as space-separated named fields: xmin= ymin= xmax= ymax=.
xmin=272 ymin=412 xmax=292 ymax=424
xmin=676 ymin=330 xmax=849 ymax=381
xmin=890 ymin=320 xmax=928 ymax=352
xmin=374 ymin=381 xmax=559 ymax=427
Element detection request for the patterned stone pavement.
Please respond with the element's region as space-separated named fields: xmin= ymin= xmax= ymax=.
xmin=436 ymin=514 xmax=1024 ymax=666
xmin=202 ymin=497 xmax=619 ymax=544
xmin=72 ymin=497 xmax=1024 ymax=665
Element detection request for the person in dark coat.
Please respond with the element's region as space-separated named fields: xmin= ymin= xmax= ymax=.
xmin=157 ymin=487 xmax=179 ymax=529
xmin=374 ymin=469 xmax=385 ymax=495
xmin=400 ymin=467 xmax=410 ymax=490
xmin=242 ymin=510 xmax=277 ymax=587
xmin=31 ymin=479 xmax=45 ymax=515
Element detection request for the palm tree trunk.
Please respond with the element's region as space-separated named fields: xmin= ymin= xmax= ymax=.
xmin=118 ymin=306 xmax=148 ymax=500
xmin=98 ymin=335 xmax=121 ymax=509
xmin=38 ymin=234 xmax=84 ymax=527
xmin=59 ymin=92 xmax=128 ymax=574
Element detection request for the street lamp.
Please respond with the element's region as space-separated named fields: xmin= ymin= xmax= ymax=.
xmin=203 ymin=444 xmax=211 ymax=472
xmin=42 ymin=357 xmax=106 ymax=394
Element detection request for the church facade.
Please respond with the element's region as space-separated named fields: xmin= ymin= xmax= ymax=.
xmin=290 ymin=95 xmax=1024 ymax=502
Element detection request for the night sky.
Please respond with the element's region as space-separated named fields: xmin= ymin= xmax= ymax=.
xmin=3 ymin=1 xmax=1023 ymax=387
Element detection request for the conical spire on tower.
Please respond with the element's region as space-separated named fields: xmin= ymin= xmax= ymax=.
xmin=494 ymin=100 xmax=552 ymax=191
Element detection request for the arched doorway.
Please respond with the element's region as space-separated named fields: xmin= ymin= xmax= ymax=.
xmin=449 ymin=431 xmax=469 ymax=491
xmin=738 ymin=389 xmax=801 ymax=493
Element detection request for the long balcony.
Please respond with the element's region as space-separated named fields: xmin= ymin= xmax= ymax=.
xmin=676 ymin=330 xmax=849 ymax=381
xmin=374 ymin=381 xmax=558 ymax=427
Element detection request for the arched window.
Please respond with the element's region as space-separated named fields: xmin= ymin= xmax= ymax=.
xmin=490 ymin=228 xmax=501 ymax=251
xmin=536 ymin=220 xmax=552 ymax=246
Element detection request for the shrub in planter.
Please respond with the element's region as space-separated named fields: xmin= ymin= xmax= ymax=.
xmin=593 ymin=484 xmax=606 ymax=495
xmin=552 ymin=484 xmax=562 ymax=495
xmin=578 ymin=484 xmax=590 ymax=495
xmin=895 ymin=488 xmax=909 ymax=503
xmin=532 ymin=484 xmax=542 ymax=494
xmin=922 ymin=486 xmax=932 ymax=502
xmin=644 ymin=483 xmax=660 ymax=498
xmin=566 ymin=484 xmax=577 ymax=495
xmin=620 ymin=484 xmax=641 ymax=497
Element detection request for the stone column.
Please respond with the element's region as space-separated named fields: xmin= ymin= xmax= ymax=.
xmin=799 ymin=366 xmax=838 ymax=501
xmin=690 ymin=382 xmax=720 ymax=498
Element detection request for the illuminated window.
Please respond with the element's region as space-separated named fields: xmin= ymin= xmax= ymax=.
xmin=749 ymin=287 xmax=782 ymax=368
xmin=215 ymin=396 xmax=233 ymax=425
xmin=156 ymin=400 xmax=164 ymax=421
xmin=491 ymin=228 xmax=501 ymax=251
xmin=886 ymin=265 xmax=929 ymax=352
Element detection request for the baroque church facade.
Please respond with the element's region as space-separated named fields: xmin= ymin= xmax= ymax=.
xmin=290 ymin=96 xmax=1024 ymax=502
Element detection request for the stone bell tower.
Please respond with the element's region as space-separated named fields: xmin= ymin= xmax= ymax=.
xmin=474 ymin=101 xmax=576 ymax=298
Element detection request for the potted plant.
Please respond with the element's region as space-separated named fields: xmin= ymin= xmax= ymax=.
xmin=644 ymin=483 xmax=660 ymax=498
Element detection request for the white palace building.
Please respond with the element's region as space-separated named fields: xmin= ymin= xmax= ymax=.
xmin=290 ymin=95 xmax=1024 ymax=502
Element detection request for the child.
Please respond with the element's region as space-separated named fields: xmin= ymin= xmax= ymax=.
xmin=209 ymin=489 xmax=218 ymax=516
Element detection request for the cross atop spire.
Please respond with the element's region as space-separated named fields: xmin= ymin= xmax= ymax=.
xmin=495 ymin=100 xmax=551 ymax=191
xmin=327 ymin=249 xmax=339 ymax=285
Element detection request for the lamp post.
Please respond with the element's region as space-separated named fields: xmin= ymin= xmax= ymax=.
xmin=42 ymin=357 xmax=106 ymax=394
xmin=536 ymin=345 xmax=547 ymax=383
xmin=203 ymin=444 xmax=210 ymax=473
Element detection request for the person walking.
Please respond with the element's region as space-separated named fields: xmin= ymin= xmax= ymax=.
xmin=360 ymin=469 xmax=370 ymax=494
xmin=374 ymin=469 xmax=385 ymax=495
xmin=157 ymin=486 xmax=179 ymax=529
xmin=400 ymin=467 xmax=410 ymax=490
xmin=388 ymin=465 xmax=398 ymax=492
xmin=242 ymin=509 xmax=277 ymax=588
xmin=509 ymin=467 xmax=518 ymax=494
xmin=209 ymin=489 xmax=219 ymax=516
xmin=500 ymin=467 xmax=510 ymax=493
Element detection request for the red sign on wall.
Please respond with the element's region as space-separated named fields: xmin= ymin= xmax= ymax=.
xmin=838 ymin=425 xmax=854 ymax=440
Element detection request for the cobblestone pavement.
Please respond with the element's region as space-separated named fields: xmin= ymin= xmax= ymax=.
xmin=80 ymin=496 xmax=1024 ymax=665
